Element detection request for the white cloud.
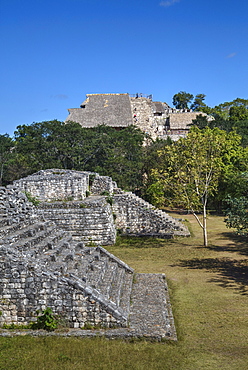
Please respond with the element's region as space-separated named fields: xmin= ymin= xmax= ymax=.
xmin=159 ymin=0 xmax=180 ymax=7
xmin=226 ymin=52 xmax=236 ymax=59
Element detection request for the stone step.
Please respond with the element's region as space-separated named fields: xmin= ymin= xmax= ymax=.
xmin=7 ymin=223 xmax=58 ymax=251
xmin=0 ymin=217 xmax=38 ymax=240
xmin=1 ymin=220 xmax=50 ymax=244
xmin=82 ymin=252 xmax=109 ymax=288
xmin=108 ymin=267 xmax=125 ymax=305
xmin=98 ymin=261 xmax=133 ymax=311
xmin=0 ymin=216 xmax=12 ymax=227
xmin=71 ymin=248 xmax=108 ymax=284
xmin=128 ymin=273 xmax=177 ymax=339
xmin=35 ymin=231 xmax=73 ymax=256
xmin=119 ymin=271 xmax=133 ymax=313
xmin=96 ymin=260 xmax=118 ymax=298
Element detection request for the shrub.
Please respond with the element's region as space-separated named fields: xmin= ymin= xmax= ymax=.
xmin=31 ymin=307 xmax=58 ymax=331
xmin=24 ymin=191 xmax=40 ymax=206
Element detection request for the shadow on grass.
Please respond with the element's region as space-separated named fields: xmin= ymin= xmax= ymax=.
xmin=174 ymin=257 xmax=248 ymax=295
xmin=206 ymin=232 xmax=248 ymax=257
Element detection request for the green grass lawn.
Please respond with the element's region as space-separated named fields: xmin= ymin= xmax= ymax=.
xmin=0 ymin=213 xmax=247 ymax=370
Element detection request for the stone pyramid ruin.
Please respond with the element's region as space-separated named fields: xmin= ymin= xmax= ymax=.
xmin=0 ymin=170 xmax=188 ymax=339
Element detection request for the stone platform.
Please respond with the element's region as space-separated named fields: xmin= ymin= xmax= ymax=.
xmin=0 ymin=273 xmax=177 ymax=341
xmin=0 ymin=184 xmax=177 ymax=340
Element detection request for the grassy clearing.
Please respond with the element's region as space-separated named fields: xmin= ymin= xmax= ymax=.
xmin=0 ymin=213 xmax=247 ymax=369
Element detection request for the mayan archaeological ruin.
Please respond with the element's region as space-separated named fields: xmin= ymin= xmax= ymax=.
xmin=0 ymin=169 xmax=190 ymax=340
xmin=66 ymin=93 xmax=209 ymax=141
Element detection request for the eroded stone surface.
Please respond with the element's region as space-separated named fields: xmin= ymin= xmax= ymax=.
xmin=14 ymin=169 xmax=190 ymax=245
xmin=0 ymin=179 xmax=178 ymax=339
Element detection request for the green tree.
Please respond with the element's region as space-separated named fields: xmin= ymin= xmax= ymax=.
xmin=149 ymin=127 xmax=244 ymax=246
xmin=0 ymin=134 xmax=14 ymax=185
xmin=211 ymin=144 xmax=248 ymax=212
xmin=224 ymin=195 xmax=248 ymax=236
xmin=87 ymin=124 xmax=145 ymax=191
xmin=14 ymin=120 xmax=88 ymax=172
xmin=172 ymin=91 xmax=194 ymax=109
xmin=142 ymin=137 xmax=172 ymax=204
xmin=229 ymin=105 xmax=248 ymax=122
xmin=190 ymin=94 xmax=207 ymax=111
xmin=10 ymin=121 xmax=145 ymax=192
xmin=232 ymin=120 xmax=248 ymax=147
xmin=192 ymin=98 xmax=248 ymax=148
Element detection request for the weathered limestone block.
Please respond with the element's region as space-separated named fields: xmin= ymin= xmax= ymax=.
xmin=13 ymin=170 xmax=118 ymax=202
xmin=91 ymin=175 xmax=117 ymax=195
xmin=113 ymin=192 xmax=190 ymax=238
xmin=0 ymin=172 xmax=186 ymax=337
xmin=14 ymin=169 xmax=90 ymax=201
xmin=38 ymin=196 xmax=116 ymax=245
xmin=0 ymin=186 xmax=135 ymax=328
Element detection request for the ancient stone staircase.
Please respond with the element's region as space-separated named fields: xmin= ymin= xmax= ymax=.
xmin=0 ymin=186 xmax=133 ymax=327
xmin=13 ymin=169 xmax=189 ymax=244
xmin=39 ymin=244 xmax=134 ymax=320
xmin=113 ymin=191 xmax=190 ymax=238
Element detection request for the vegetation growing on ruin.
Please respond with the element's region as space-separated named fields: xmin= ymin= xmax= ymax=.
xmin=24 ymin=191 xmax=40 ymax=206
xmin=31 ymin=307 xmax=58 ymax=331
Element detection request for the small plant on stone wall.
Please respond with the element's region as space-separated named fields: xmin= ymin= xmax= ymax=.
xmin=2 ymin=322 xmax=32 ymax=329
xmin=100 ymin=190 xmax=110 ymax=196
xmin=24 ymin=191 xmax=40 ymax=206
xmin=62 ymin=196 xmax=73 ymax=202
xmin=106 ymin=195 xmax=113 ymax=206
xmin=89 ymin=174 xmax=96 ymax=187
xmin=87 ymin=239 xmax=97 ymax=247
xmin=31 ymin=307 xmax=58 ymax=331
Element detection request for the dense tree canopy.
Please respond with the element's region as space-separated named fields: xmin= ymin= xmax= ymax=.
xmin=172 ymin=91 xmax=207 ymax=111
xmin=225 ymin=195 xmax=248 ymax=237
xmin=191 ymin=97 xmax=248 ymax=147
xmin=190 ymin=94 xmax=207 ymax=111
xmin=0 ymin=134 xmax=14 ymax=186
xmin=2 ymin=121 xmax=145 ymax=191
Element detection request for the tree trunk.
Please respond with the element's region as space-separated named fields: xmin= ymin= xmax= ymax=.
xmin=203 ymin=202 xmax=208 ymax=247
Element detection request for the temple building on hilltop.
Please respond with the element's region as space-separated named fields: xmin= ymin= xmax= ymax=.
xmin=66 ymin=93 xmax=210 ymax=141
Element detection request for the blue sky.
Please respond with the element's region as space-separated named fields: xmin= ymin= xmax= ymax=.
xmin=1 ymin=0 xmax=248 ymax=136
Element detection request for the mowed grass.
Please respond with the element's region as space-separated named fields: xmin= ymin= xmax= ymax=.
xmin=0 ymin=213 xmax=247 ymax=370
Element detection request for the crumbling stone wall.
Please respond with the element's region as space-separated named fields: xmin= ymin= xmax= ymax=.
xmin=66 ymin=93 xmax=133 ymax=128
xmin=14 ymin=170 xmax=117 ymax=202
xmin=0 ymin=186 xmax=132 ymax=328
xmin=0 ymin=183 xmax=178 ymax=338
xmin=90 ymin=174 xmax=117 ymax=195
xmin=14 ymin=169 xmax=90 ymax=202
xmin=38 ymin=197 xmax=116 ymax=245
xmin=0 ymin=255 xmax=122 ymax=328
xmin=113 ymin=192 xmax=189 ymax=237
xmin=13 ymin=170 xmax=189 ymax=244
xmin=130 ymin=97 xmax=209 ymax=140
